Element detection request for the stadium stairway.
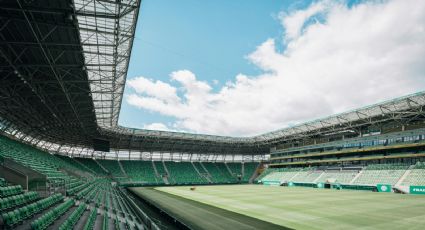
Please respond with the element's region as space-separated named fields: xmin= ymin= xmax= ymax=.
xmin=98 ymin=160 xmax=128 ymax=182
xmin=193 ymin=162 xmax=211 ymax=183
xmin=395 ymin=167 xmax=413 ymax=188
xmin=349 ymin=168 xmax=364 ymax=184
xmin=55 ymin=155 xmax=96 ymax=175
xmin=202 ymin=162 xmax=234 ymax=183
xmin=399 ymin=162 xmax=425 ymax=187
xmin=217 ymin=163 xmax=238 ymax=183
xmin=95 ymin=160 xmax=110 ymax=175
xmin=160 ymin=161 xmax=174 ymax=184
xmin=226 ymin=163 xmax=242 ymax=180
xmin=224 ymin=163 xmax=234 ymax=177
xmin=75 ymin=158 xmax=109 ymax=176
xmin=118 ymin=161 xmax=129 ymax=178
xmin=166 ymin=162 xmax=205 ymax=184
xmin=120 ymin=161 xmax=158 ymax=184
xmin=249 ymin=163 xmax=263 ymax=183
xmin=151 ymin=161 xmax=160 ymax=179
xmin=351 ymin=164 xmax=408 ymax=186
xmin=199 ymin=162 xmax=213 ymax=182
xmin=150 ymin=161 xmax=169 ymax=184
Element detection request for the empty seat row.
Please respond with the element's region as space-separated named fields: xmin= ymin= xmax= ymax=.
xmin=67 ymin=180 xmax=83 ymax=189
xmin=59 ymin=203 xmax=86 ymax=230
xmin=83 ymin=208 xmax=97 ymax=230
xmin=102 ymin=212 xmax=109 ymax=230
xmin=1 ymin=193 xmax=63 ymax=227
xmin=76 ymin=182 xmax=97 ymax=199
xmin=0 ymin=185 xmax=22 ymax=197
xmin=0 ymin=191 xmax=38 ymax=211
xmin=67 ymin=182 xmax=87 ymax=196
xmin=31 ymin=198 xmax=75 ymax=230
xmin=121 ymin=160 xmax=159 ymax=183
xmin=85 ymin=187 xmax=98 ymax=202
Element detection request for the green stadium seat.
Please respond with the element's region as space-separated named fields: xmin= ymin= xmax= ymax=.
xmin=58 ymin=203 xmax=86 ymax=230
xmin=83 ymin=208 xmax=97 ymax=230
xmin=31 ymin=199 xmax=75 ymax=230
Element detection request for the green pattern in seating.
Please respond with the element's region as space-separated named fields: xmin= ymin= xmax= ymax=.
xmin=83 ymin=208 xmax=97 ymax=230
xmin=75 ymin=158 xmax=108 ymax=175
xmin=353 ymin=164 xmax=408 ymax=185
xmin=0 ymin=136 xmax=80 ymax=184
xmin=56 ymin=155 xmax=93 ymax=173
xmin=102 ymin=212 xmax=109 ymax=230
xmin=261 ymin=171 xmax=300 ymax=182
xmin=153 ymin=161 xmax=166 ymax=177
xmin=165 ymin=162 xmax=206 ymax=184
xmin=31 ymin=198 xmax=75 ymax=230
xmin=2 ymin=193 xmax=63 ymax=227
xmin=0 ymin=191 xmax=38 ymax=211
xmin=121 ymin=160 xmax=158 ymax=183
xmin=291 ymin=171 xmax=323 ymax=183
xmin=59 ymin=203 xmax=86 ymax=230
xmin=0 ymin=185 xmax=22 ymax=198
xmin=202 ymin=162 xmax=236 ymax=183
xmin=243 ymin=163 xmax=258 ymax=182
xmin=98 ymin=160 xmax=125 ymax=177
xmin=401 ymin=169 xmax=425 ymax=186
xmin=317 ymin=170 xmax=358 ymax=183
xmin=227 ymin=163 xmax=242 ymax=178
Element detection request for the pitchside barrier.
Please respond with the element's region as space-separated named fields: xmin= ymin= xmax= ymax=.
xmin=262 ymin=180 xmax=280 ymax=186
xmin=262 ymin=180 xmax=425 ymax=195
xmin=340 ymin=184 xmax=376 ymax=191
xmin=287 ymin=182 xmax=378 ymax=191
xmin=376 ymin=184 xmax=392 ymax=192
xmin=410 ymin=186 xmax=425 ymax=194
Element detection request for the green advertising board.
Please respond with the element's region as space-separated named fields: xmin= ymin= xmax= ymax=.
xmin=376 ymin=184 xmax=392 ymax=192
xmin=410 ymin=186 xmax=425 ymax=195
xmin=332 ymin=183 xmax=342 ymax=190
xmin=288 ymin=182 xmax=294 ymax=187
xmin=316 ymin=182 xmax=324 ymax=188
xmin=263 ymin=181 xmax=280 ymax=186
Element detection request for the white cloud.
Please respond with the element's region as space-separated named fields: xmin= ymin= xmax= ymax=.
xmin=126 ymin=0 xmax=425 ymax=136
xmin=127 ymin=77 xmax=180 ymax=104
xmin=280 ymin=1 xmax=329 ymax=40
xmin=143 ymin=123 xmax=173 ymax=131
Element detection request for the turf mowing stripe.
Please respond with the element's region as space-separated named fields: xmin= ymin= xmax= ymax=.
xmin=155 ymin=185 xmax=425 ymax=230
xmin=130 ymin=187 xmax=292 ymax=230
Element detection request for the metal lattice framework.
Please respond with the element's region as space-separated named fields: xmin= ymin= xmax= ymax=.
xmin=255 ymin=91 xmax=425 ymax=144
xmin=0 ymin=0 xmax=99 ymax=146
xmin=74 ymin=0 xmax=139 ymax=128
xmin=1 ymin=0 xmax=425 ymax=160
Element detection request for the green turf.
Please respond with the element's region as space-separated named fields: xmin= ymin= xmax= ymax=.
xmin=151 ymin=185 xmax=425 ymax=230
xmin=130 ymin=187 xmax=289 ymax=230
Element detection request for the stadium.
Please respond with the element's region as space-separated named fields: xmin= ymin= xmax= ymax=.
xmin=0 ymin=0 xmax=425 ymax=230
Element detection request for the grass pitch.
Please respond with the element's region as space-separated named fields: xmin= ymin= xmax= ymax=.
xmin=132 ymin=185 xmax=425 ymax=230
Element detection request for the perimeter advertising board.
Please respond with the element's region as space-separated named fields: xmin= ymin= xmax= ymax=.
xmin=263 ymin=180 xmax=280 ymax=186
xmin=410 ymin=186 xmax=425 ymax=194
xmin=376 ymin=184 xmax=391 ymax=192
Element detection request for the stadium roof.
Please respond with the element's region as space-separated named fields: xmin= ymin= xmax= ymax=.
xmin=73 ymin=0 xmax=139 ymax=129
xmin=1 ymin=0 xmax=425 ymax=158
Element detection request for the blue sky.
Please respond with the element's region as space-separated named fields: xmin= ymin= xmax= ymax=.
xmin=120 ymin=0 xmax=302 ymax=128
xmin=119 ymin=0 xmax=425 ymax=136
